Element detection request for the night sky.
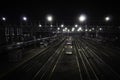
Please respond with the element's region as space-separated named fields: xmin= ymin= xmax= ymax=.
xmin=0 ymin=0 xmax=120 ymax=25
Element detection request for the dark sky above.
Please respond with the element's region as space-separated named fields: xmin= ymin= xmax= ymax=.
xmin=0 ymin=0 xmax=120 ymax=25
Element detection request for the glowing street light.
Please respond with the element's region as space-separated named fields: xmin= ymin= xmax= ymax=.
xmin=22 ymin=16 xmax=27 ymax=21
xmin=75 ymin=24 xmax=78 ymax=28
xmin=105 ymin=16 xmax=110 ymax=21
xmin=92 ymin=28 xmax=95 ymax=30
xmin=50 ymin=24 xmax=53 ymax=27
xmin=61 ymin=24 xmax=64 ymax=28
xmin=99 ymin=28 xmax=102 ymax=31
xmin=89 ymin=29 xmax=92 ymax=32
xmin=77 ymin=27 xmax=82 ymax=31
xmin=57 ymin=27 xmax=60 ymax=30
xmin=68 ymin=29 xmax=70 ymax=32
xmin=72 ymin=27 xmax=75 ymax=32
xmin=46 ymin=15 xmax=53 ymax=22
xmin=65 ymin=27 xmax=67 ymax=30
xmin=85 ymin=29 xmax=88 ymax=32
xmin=63 ymin=29 xmax=65 ymax=32
xmin=79 ymin=14 xmax=86 ymax=22
xmin=39 ymin=24 xmax=42 ymax=27
xmin=2 ymin=17 xmax=6 ymax=21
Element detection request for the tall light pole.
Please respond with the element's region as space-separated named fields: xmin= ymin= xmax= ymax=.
xmin=21 ymin=16 xmax=28 ymax=49
xmin=104 ymin=16 xmax=111 ymax=41
xmin=46 ymin=15 xmax=53 ymax=37
xmin=46 ymin=15 xmax=53 ymax=27
xmin=22 ymin=16 xmax=27 ymax=33
xmin=22 ymin=16 xmax=27 ymax=34
xmin=1 ymin=17 xmax=8 ymax=44
xmin=21 ymin=16 xmax=28 ymax=35
xmin=104 ymin=16 xmax=111 ymax=28
xmin=78 ymin=14 xmax=87 ymax=38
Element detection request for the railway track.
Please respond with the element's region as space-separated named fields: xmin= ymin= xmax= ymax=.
xmin=81 ymin=38 xmax=120 ymax=76
xmin=1 ymin=36 xmax=120 ymax=80
xmin=74 ymin=38 xmax=120 ymax=80
xmin=48 ymin=37 xmax=81 ymax=80
xmin=74 ymin=40 xmax=99 ymax=80
xmin=1 ymin=38 xmax=66 ymax=80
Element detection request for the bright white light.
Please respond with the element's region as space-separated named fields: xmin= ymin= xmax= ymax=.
xmin=105 ymin=16 xmax=110 ymax=21
xmin=39 ymin=24 xmax=42 ymax=27
xmin=23 ymin=16 xmax=27 ymax=21
xmin=79 ymin=14 xmax=86 ymax=22
xmin=47 ymin=15 xmax=53 ymax=22
xmin=63 ymin=28 xmax=68 ymax=32
xmin=72 ymin=27 xmax=75 ymax=32
xmin=89 ymin=29 xmax=92 ymax=32
xmin=2 ymin=17 xmax=6 ymax=21
xmin=85 ymin=29 xmax=88 ymax=32
xmin=77 ymin=27 xmax=82 ymax=31
xmin=99 ymin=28 xmax=102 ymax=31
xmin=63 ymin=29 xmax=65 ymax=32
xmin=68 ymin=29 xmax=70 ymax=32
xmin=75 ymin=24 xmax=78 ymax=28
xmin=61 ymin=24 xmax=64 ymax=27
xmin=16 ymin=42 xmax=22 ymax=45
xmin=92 ymin=28 xmax=94 ymax=30
xmin=65 ymin=27 xmax=67 ymax=30
xmin=57 ymin=27 xmax=60 ymax=30
xmin=50 ymin=25 xmax=53 ymax=27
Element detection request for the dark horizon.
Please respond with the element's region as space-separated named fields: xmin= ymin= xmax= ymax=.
xmin=0 ymin=0 xmax=120 ymax=25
